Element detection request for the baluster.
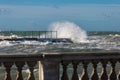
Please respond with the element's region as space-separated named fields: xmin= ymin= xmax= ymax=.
xmin=72 ymin=61 xmax=79 ymax=80
xmin=3 ymin=62 xmax=14 ymax=80
xmin=101 ymin=61 xmax=108 ymax=80
xmin=81 ymin=61 xmax=89 ymax=80
xmin=15 ymin=61 xmax=25 ymax=80
xmin=91 ymin=61 xmax=99 ymax=80
xmin=27 ymin=61 xmax=37 ymax=80
xmin=61 ymin=61 xmax=69 ymax=80
xmin=118 ymin=60 xmax=120 ymax=80
xmin=110 ymin=60 xmax=117 ymax=80
xmin=118 ymin=72 xmax=120 ymax=80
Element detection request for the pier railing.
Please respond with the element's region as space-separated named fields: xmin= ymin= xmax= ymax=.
xmin=0 ymin=31 xmax=57 ymax=39
xmin=0 ymin=51 xmax=120 ymax=80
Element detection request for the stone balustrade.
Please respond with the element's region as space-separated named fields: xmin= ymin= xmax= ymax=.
xmin=0 ymin=54 xmax=42 ymax=80
xmin=0 ymin=51 xmax=120 ymax=80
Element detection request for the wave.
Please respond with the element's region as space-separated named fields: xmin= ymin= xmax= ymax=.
xmin=49 ymin=21 xmax=88 ymax=43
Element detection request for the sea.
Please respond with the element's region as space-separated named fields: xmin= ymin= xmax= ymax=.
xmin=0 ymin=22 xmax=119 ymax=54
xmin=0 ymin=31 xmax=119 ymax=54
xmin=0 ymin=22 xmax=120 ymax=54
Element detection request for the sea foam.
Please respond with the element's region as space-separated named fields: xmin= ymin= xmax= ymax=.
xmin=49 ymin=21 xmax=88 ymax=43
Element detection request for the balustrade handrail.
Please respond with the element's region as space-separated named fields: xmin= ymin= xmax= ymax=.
xmin=0 ymin=54 xmax=43 ymax=62
xmin=42 ymin=51 xmax=120 ymax=60
xmin=0 ymin=51 xmax=119 ymax=61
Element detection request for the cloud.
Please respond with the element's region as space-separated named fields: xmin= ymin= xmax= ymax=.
xmin=52 ymin=5 xmax=60 ymax=9
xmin=102 ymin=13 xmax=111 ymax=18
xmin=0 ymin=7 xmax=11 ymax=15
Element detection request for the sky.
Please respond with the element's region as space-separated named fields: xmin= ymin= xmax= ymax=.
xmin=0 ymin=0 xmax=120 ymax=31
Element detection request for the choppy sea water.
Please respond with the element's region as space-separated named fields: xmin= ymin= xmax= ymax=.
xmin=0 ymin=31 xmax=120 ymax=54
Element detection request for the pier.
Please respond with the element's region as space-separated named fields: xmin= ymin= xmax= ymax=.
xmin=0 ymin=51 xmax=120 ymax=80
xmin=0 ymin=31 xmax=73 ymax=43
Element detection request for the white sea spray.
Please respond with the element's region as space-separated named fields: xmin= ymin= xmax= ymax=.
xmin=49 ymin=21 xmax=88 ymax=43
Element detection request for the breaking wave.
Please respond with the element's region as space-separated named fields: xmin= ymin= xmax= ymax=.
xmin=49 ymin=21 xmax=88 ymax=43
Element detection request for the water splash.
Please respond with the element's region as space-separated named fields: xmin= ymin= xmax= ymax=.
xmin=49 ymin=21 xmax=88 ymax=43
